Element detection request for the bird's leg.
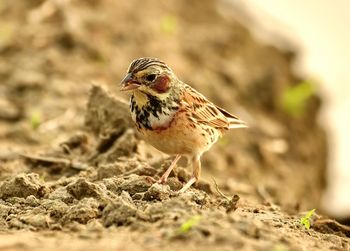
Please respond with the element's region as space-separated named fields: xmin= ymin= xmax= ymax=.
xmin=158 ymin=154 xmax=181 ymax=184
xmin=178 ymin=154 xmax=201 ymax=193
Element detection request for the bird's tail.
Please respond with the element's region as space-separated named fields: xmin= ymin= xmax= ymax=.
xmin=228 ymin=117 xmax=248 ymax=129
xmin=216 ymin=106 xmax=248 ymax=129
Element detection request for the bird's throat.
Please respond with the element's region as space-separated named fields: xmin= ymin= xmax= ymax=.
xmin=133 ymin=90 xmax=149 ymax=107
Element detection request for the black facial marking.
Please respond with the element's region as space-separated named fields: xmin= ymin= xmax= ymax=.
xmin=131 ymin=96 xmax=152 ymax=129
xmin=147 ymin=94 xmax=163 ymax=118
xmin=130 ymin=94 xmax=164 ymax=130
xmin=143 ymin=110 xmax=150 ymax=119
xmin=130 ymin=89 xmax=180 ymax=131
xmin=136 ymin=108 xmax=152 ymax=130
xmin=130 ymin=98 xmax=136 ymax=113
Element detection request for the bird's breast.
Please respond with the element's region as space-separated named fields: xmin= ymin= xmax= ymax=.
xmin=130 ymin=94 xmax=179 ymax=130
xmin=135 ymin=110 xmax=219 ymax=155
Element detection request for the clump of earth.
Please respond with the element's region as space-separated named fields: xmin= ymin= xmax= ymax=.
xmin=0 ymin=0 xmax=348 ymax=250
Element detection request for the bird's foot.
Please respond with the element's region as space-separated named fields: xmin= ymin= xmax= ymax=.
xmin=177 ymin=177 xmax=197 ymax=193
xmin=157 ymin=175 xmax=168 ymax=184
xmin=145 ymin=176 xmax=158 ymax=183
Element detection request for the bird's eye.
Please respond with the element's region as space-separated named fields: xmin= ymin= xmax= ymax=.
xmin=145 ymin=74 xmax=156 ymax=82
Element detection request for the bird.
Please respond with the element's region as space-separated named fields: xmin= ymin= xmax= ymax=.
xmin=120 ymin=57 xmax=247 ymax=193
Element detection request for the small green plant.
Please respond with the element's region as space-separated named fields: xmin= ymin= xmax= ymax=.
xmin=281 ymin=80 xmax=315 ymax=117
xmin=30 ymin=110 xmax=42 ymax=130
xmin=300 ymin=208 xmax=316 ymax=229
xmin=176 ymin=215 xmax=201 ymax=234
xmin=160 ymin=15 xmax=177 ymax=35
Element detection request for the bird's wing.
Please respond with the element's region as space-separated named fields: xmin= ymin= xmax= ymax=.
xmin=182 ymin=85 xmax=247 ymax=129
xmin=181 ymin=85 xmax=231 ymax=129
xmin=216 ymin=106 xmax=247 ymax=129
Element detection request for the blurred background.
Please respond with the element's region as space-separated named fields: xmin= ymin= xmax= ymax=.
xmin=239 ymin=0 xmax=350 ymax=220
xmin=0 ymin=0 xmax=348 ymax=222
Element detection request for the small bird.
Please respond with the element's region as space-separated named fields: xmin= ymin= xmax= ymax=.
xmin=120 ymin=57 xmax=247 ymax=193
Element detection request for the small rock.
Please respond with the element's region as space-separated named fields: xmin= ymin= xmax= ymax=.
xmin=0 ymin=203 xmax=13 ymax=218
xmin=0 ymin=173 xmax=48 ymax=199
xmin=60 ymin=198 xmax=101 ymax=225
xmin=48 ymin=187 xmax=75 ymax=204
xmin=97 ymin=163 xmax=126 ymax=179
xmin=102 ymin=196 xmax=138 ymax=227
xmin=85 ymin=85 xmax=133 ymax=136
xmin=143 ymin=199 xmax=192 ymax=222
xmin=42 ymin=199 xmax=69 ymax=221
xmin=66 ymin=178 xmax=109 ymax=201
xmin=25 ymin=195 xmax=40 ymax=207
xmin=96 ymin=129 xmax=138 ymax=163
xmin=131 ymin=193 xmax=144 ymax=200
xmin=0 ymin=98 xmax=21 ymax=121
xmin=196 ymin=180 xmax=213 ymax=194
xmin=59 ymin=132 xmax=89 ymax=153
xmin=144 ymin=183 xmax=170 ymax=201
xmin=19 ymin=213 xmax=51 ymax=229
xmin=167 ymin=177 xmax=183 ymax=191
xmin=102 ymin=174 xmax=152 ymax=196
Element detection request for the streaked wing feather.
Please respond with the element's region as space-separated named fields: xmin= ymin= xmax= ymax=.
xmin=182 ymin=86 xmax=230 ymax=129
xmin=216 ymin=106 xmax=248 ymax=128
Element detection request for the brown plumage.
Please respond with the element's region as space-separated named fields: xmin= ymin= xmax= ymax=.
xmin=120 ymin=57 xmax=247 ymax=192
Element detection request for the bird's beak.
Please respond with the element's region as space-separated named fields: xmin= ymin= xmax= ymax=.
xmin=120 ymin=73 xmax=141 ymax=91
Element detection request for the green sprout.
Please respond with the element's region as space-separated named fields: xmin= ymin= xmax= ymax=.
xmin=160 ymin=15 xmax=177 ymax=35
xmin=281 ymin=80 xmax=315 ymax=117
xmin=300 ymin=209 xmax=316 ymax=229
xmin=30 ymin=110 xmax=42 ymax=130
xmin=176 ymin=215 xmax=201 ymax=234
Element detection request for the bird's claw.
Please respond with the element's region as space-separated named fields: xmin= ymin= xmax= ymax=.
xmin=157 ymin=177 xmax=168 ymax=184
xmin=145 ymin=176 xmax=157 ymax=183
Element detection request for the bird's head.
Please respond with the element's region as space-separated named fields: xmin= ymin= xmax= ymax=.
xmin=120 ymin=57 xmax=176 ymax=97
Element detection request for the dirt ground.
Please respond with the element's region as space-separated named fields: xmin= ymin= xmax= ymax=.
xmin=0 ymin=0 xmax=349 ymax=250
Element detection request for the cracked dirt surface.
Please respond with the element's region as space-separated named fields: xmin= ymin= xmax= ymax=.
xmin=0 ymin=0 xmax=348 ymax=250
